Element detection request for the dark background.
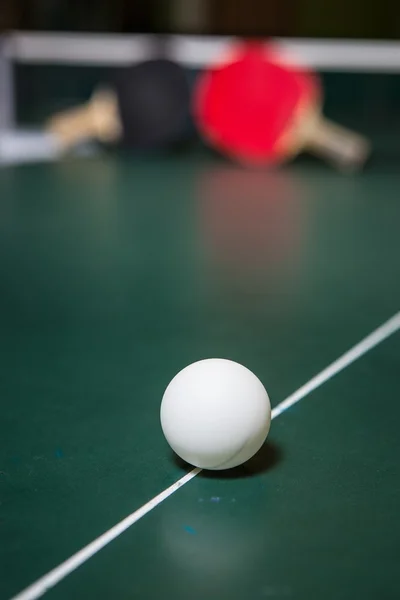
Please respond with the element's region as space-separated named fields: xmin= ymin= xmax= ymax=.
xmin=0 ymin=0 xmax=399 ymax=39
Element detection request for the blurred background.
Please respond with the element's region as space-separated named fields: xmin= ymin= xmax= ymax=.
xmin=0 ymin=0 xmax=399 ymax=38
xmin=1 ymin=0 xmax=400 ymax=164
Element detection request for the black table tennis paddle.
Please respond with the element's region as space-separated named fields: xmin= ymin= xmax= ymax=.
xmin=45 ymin=57 xmax=192 ymax=153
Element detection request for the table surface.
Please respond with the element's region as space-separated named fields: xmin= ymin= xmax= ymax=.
xmin=1 ymin=151 xmax=400 ymax=600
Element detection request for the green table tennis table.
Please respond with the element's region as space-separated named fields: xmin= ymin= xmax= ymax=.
xmin=1 ymin=33 xmax=400 ymax=600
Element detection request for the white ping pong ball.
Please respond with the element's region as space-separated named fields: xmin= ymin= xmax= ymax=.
xmin=160 ymin=358 xmax=271 ymax=470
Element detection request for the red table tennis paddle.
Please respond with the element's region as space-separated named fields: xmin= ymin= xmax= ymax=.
xmin=193 ymin=40 xmax=371 ymax=171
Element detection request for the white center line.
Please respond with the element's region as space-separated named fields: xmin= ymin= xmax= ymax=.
xmin=10 ymin=311 xmax=400 ymax=600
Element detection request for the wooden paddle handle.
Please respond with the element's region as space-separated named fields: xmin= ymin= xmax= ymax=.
xmin=306 ymin=117 xmax=371 ymax=171
xmin=45 ymin=89 xmax=122 ymax=150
